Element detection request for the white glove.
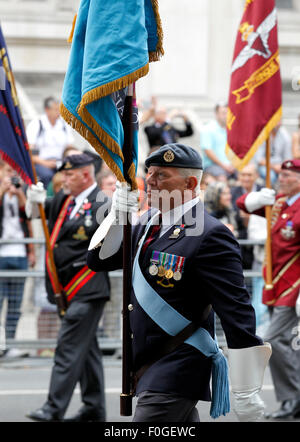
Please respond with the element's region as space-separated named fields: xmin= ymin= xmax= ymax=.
xmin=228 ymin=343 xmax=272 ymax=422
xmin=88 ymin=181 xmax=139 ymax=257
xmin=295 ymin=290 xmax=300 ymax=317
xmin=25 ymin=182 xmax=46 ymax=218
xmin=112 ymin=180 xmax=140 ymax=217
xmin=244 ymin=187 xmax=276 ymax=213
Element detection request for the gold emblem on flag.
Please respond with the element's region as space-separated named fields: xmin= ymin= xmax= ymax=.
xmin=232 ymin=52 xmax=280 ymax=104
xmin=163 ymin=150 xmax=175 ymax=163
xmin=227 ymin=108 xmax=236 ymax=131
xmin=239 ymin=22 xmax=254 ymax=42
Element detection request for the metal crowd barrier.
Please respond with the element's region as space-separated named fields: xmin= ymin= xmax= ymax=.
xmin=0 ymin=238 xmax=266 ymax=356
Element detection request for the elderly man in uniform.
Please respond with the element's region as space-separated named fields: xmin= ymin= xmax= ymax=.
xmin=87 ymin=143 xmax=271 ymax=422
xmin=236 ymin=159 xmax=300 ymax=419
xmin=25 ymin=153 xmax=110 ymax=422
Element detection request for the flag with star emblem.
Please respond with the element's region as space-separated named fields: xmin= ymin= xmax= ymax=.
xmin=225 ymin=0 xmax=282 ymax=170
xmin=0 ymin=26 xmax=34 ymax=184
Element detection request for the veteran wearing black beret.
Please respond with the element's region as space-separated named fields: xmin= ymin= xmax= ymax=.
xmin=87 ymin=142 xmax=270 ymax=422
xmin=26 ymin=154 xmax=110 ymax=422
xmin=145 ymin=143 xmax=203 ymax=170
xmin=58 ymin=152 xmax=95 ymax=172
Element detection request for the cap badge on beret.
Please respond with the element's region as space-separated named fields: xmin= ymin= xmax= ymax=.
xmin=285 ymin=161 xmax=293 ymax=169
xmin=64 ymin=161 xmax=73 ymax=169
xmin=163 ymin=150 xmax=175 ymax=163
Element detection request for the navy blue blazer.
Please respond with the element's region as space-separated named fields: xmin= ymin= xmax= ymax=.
xmin=87 ymin=201 xmax=262 ymax=401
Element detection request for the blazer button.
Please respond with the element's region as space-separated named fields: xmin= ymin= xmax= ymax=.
xmin=128 ymin=304 xmax=134 ymax=311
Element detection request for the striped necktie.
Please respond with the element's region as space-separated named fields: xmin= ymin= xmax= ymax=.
xmin=65 ymin=198 xmax=76 ymax=221
xmin=141 ymin=215 xmax=162 ymax=254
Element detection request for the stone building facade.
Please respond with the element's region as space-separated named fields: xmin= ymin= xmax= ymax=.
xmin=1 ymin=0 xmax=299 ymax=156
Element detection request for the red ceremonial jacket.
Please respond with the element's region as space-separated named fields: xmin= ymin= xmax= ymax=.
xmin=237 ymin=193 xmax=300 ymax=307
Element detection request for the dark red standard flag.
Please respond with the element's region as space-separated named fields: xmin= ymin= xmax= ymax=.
xmin=0 ymin=26 xmax=34 ymax=184
xmin=226 ymin=0 xmax=282 ymax=169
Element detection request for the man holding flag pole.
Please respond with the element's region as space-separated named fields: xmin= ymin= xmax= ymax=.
xmin=55 ymin=0 xmax=164 ymax=419
xmin=227 ymin=0 xmax=300 ymax=419
xmin=77 ymin=0 xmax=272 ymax=421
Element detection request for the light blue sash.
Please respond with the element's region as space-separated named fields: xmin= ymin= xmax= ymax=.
xmin=132 ymin=216 xmax=230 ymax=419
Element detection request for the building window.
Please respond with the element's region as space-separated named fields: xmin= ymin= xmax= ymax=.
xmin=276 ymin=0 xmax=293 ymax=8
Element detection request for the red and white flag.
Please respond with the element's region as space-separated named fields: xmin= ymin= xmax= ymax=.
xmin=226 ymin=0 xmax=282 ymax=169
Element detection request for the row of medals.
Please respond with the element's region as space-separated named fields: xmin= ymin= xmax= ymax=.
xmin=149 ymin=259 xmax=182 ymax=281
xmin=148 ymin=227 xmax=183 ymax=281
xmin=79 ymin=198 xmax=92 ymax=227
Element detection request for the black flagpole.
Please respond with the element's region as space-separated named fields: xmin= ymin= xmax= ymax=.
xmin=120 ymin=84 xmax=134 ymax=416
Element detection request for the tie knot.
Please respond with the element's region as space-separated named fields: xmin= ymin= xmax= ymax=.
xmin=66 ymin=197 xmax=76 ymax=220
xmin=141 ymin=214 xmax=162 ymax=254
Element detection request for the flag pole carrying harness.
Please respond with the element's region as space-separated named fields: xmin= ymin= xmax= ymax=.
xmin=132 ymin=216 xmax=230 ymax=419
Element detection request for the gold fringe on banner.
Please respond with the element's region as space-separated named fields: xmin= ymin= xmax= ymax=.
xmin=60 ymin=102 xmax=128 ymax=186
xmin=225 ymin=106 xmax=282 ymax=171
xmin=78 ymin=106 xmax=125 ymax=159
xmin=78 ymin=64 xmax=149 ymax=107
xmin=127 ymin=162 xmax=138 ymax=191
xmin=149 ymin=0 xmax=164 ymax=62
xmin=67 ymin=14 xmax=77 ymax=43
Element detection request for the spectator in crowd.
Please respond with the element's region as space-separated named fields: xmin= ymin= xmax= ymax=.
xmin=247 ymin=213 xmax=269 ymax=336
xmin=144 ymin=106 xmax=194 ymax=154
xmin=204 ymin=181 xmax=239 ymax=237
xmin=0 ymin=161 xmax=35 ymax=358
xmin=138 ymin=96 xmax=157 ymax=125
xmin=253 ymin=121 xmax=292 ymax=186
xmin=200 ymin=102 xmax=236 ymax=181
xmin=97 ymin=168 xmax=117 ymax=199
xmin=200 ymin=171 xmax=217 ymax=191
xmin=26 ymin=96 xmax=75 ymax=188
xmin=292 ymin=113 xmax=300 ymax=159
xmin=231 ymin=163 xmax=262 ymax=269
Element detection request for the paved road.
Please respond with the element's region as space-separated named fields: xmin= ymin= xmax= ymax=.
xmin=0 ymin=355 xmax=299 ymax=423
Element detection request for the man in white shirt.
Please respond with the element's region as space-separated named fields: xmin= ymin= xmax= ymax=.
xmin=26 ymin=97 xmax=75 ymax=188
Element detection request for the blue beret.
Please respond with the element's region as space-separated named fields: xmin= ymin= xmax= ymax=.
xmin=145 ymin=143 xmax=203 ymax=170
xmin=58 ymin=153 xmax=94 ymax=171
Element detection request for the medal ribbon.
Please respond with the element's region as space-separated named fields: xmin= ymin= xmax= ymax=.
xmin=151 ymin=250 xmax=160 ymax=264
xmin=174 ymin=255 xmax=185 ymax=274
xmin=169 ymin=254 xmax=175 ymax=271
